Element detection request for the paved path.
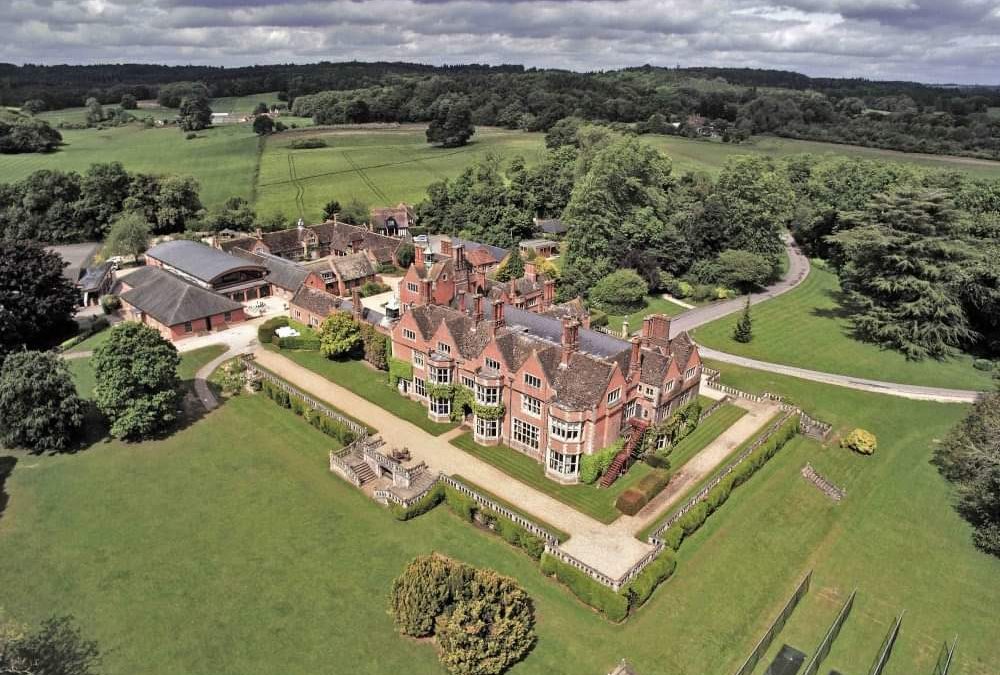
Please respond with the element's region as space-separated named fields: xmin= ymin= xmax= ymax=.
xmin=669 ymin=235 xmax=982 ymax=404
xmin=252 ymin=347 xmax=781 ymax=578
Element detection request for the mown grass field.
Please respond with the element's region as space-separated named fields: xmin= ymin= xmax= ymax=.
xmin=263 ymin=345 xmax=456 ymax=435
xmin=0 ymin=123 xmax=260 ymax=210
xmin=1 ymin=353 xmax=997 ymax=674
xmin=253 ymin=126 xmax=545 ymax=221
xmin=604 ymin=294 xmax=690 ymax=335
xmin=693 ymin=262 xmax=994 ymax=390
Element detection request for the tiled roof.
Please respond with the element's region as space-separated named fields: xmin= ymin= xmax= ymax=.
xmin=120 ymin=267 xmax=242 ymax=326
xmin=464 ymin=247 xmax=498 ymax=267
xmin=231 ymin=249 xmax=309 ymax=291
xmin=330 ymin=252 xmax=376 ymax=282
xmin=371 ymin=203 xmax=413 ymax=229
xmin=290 ymin=286 xmax=341 ymax=317
xmin=146 ymin=240 xmax=266 ymax=284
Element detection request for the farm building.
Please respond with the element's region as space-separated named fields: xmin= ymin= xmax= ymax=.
xmin=370 ymin=203 xmax=414 ymax=237
xmin=144 ymin=240 xmax=270 ymax=302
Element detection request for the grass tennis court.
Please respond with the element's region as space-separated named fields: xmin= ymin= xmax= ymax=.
xmin=693 ymin=262 xmax=993 ymax=390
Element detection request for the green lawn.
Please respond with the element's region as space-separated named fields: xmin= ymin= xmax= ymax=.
xmin=65 ymin=327 xmax=112 ymax=354
xmin=666 ymin=403 xmax=747 ymax=470
xmin=450 ymin=432 xmax=655 ymax=524
xmin=694 ymin=262 xmax=994 ymax=390
xmin=0 ymin=123 xmax=261 ymax=210
xmin=263 ymin=345 xmax=456 ymax=435
xmin=604 ymin=295 xmax=690 ymax=335
xmin=3 ymin=361 xmax=999 ymax=674
xmin=254 ymin=126 xmax=546 ymax=221
xmin=450 ymin=474 xmax=571 ymax=542
xmin=67 ymin=344 xmax=227 ymax=400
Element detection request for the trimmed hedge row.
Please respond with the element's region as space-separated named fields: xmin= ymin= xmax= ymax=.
xmin=580 ymin=441 xmax=623 ymax=484
xmin=625 ymin=550 xmax=676 ymax=609
xmin=539 ymin=554 xmax=629 ymax=622
xmin=258 ymin=316 xmax=289 ymax=344
xmin=275 ymin=334 xmax=322 ymax=350
xmin=659 ymin=415 xmax=800 ymax=552
xmin=389 ymin=482 xmax=547 ymax=560
xmin=260 ymin=378 xmax=357 ymax=445
xmin=615 ymin=469 xmax=671 ymax=515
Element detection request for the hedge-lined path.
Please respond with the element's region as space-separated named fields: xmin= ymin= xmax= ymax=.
xmin=614 ymin=398 xmax=779 ymax=538
xmin=252 ymin=347 xmax=779 ymax=579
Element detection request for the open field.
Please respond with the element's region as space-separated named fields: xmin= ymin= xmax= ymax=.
xmin=254 ymin=126 xmax=546 ymax=221
xmin=262 ymin=345 xmax=456 ymax=435
xmin=693 ymin=262 xmax=994 ymax=390
xmin=1 ymin=355 xmax=997 ymax=673
xmin=604 ymin=294 xmax=690 ymax=336
xmin=0 ymin=123 xmax=260 ymax=210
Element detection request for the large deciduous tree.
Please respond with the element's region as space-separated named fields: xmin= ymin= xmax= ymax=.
xmin=0 ymin=615 xmax=101 ymax=675
xmin=426 ymin=96 xmax=475 ymax=148
xmin=715 ymin=249 xmax=774 ymax=291
xmin=92 ymin=322 xmax=181 ymax=440
xmin=319 ymin=313 xmax=361 ymax=358
xmin=588 ymin=269 xmax=648 ymax=314
xmin=102 ymin=211 xmax=150 ymax=260
xmin=178 ymin=95 xmax=212 ymax=132
xmin=934 ymin=391 xmax=1000 ymax=556
xmin=0 ymin=240 xmax=78 ymax=356
xmin=0 ymin=351 xmax=84 ymax=452
xmin=828 ymin=188 xmax=975 ymax=360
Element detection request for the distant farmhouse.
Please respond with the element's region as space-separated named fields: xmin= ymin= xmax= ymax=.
xmin=370 ymin=203 xmax=415 ymax=237
xmin=216 ymin=219 xmax=404 ymax=267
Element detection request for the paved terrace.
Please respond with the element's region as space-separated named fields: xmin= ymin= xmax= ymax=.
xmin=252 ymin=347 xmax=781 ymax=578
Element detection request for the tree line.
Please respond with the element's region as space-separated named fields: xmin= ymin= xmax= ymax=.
xmin=3 ymin=61 xmax=1000 ymax=158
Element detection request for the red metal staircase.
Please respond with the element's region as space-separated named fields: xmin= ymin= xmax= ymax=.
xmin=599 ymin=418 xmax=650 ymax=488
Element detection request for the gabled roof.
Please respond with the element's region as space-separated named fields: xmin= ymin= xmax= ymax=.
xmin=146 ymin=240 xmax=266 ymax=285
xmin=290 ymin=286 xmax=341 ymax=317
xmin=330 ymin=252 xmax=376 ymax=282
xmin=231 ymin=248 xmax=309 ymax=291
xmin=371 ymin=203 xmax=414 ymax=229
xmin=120 ymin=267 xmax=242 ymax=326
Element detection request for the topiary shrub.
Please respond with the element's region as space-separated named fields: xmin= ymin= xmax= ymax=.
xmin=841 ymin=428 xmax=877 ymax=455
xmin=616 ymin=489 xmax=647 ymax=516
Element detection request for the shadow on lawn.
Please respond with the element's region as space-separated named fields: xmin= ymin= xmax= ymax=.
xmin=0 ymin=455 xmax=15 ymax=522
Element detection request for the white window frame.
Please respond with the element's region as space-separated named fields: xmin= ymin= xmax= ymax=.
xmin=524 ymin=373 xmax=541 ymax=389
xmin=461 ymin=375 xmax=475 ymax=388
xmin=475 ymin=416 xmax=499 ymax=439
xmin=521 ymin=394 xmax=541 ymax=417
xmin=624 ymin=400 xmax=639 ymax=420
xmin=512 ymin=418 xmax=540 ymax=450
xmin=476 ymin=384 xmax=500 ymax=406
xmin=412 ymin=351 xmax=425 ymax=367
xmin=431 ymin=366 xmax=451 ymax=384
xmin=607 ymin=388 xmax=621 ymax=406
xmin=665 ymin=379 xmax=676 ymax=392
xmin=547 ymin=449 xmax=579 ymax=476
xmin=549 ymin=418 xmax=582 ymax=442
xmin=485 ymin=357 xmax=501 ymax=371
xmin=685 ymin=366 xmax=698 ymax=380
xmin=402 ymin=328 xmax=416 ymax=341
xmin=406 ymin=282 xmax=419 ymax=293
xmin=430 ymin=396 xmax=451 ymax=416
xmin=437 ymin=341 xmax=451 ymax=354
xmin=413 ymin=377 xmax=426 ymax=398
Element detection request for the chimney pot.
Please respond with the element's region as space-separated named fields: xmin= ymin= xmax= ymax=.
xmin=493 ymin=299 xmax=505 ymax=330
xmin=560 ymin=317 xmax=580 ymax=367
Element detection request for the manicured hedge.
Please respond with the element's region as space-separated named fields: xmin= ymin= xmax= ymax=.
xmin=540 ymin=553 xmax=629 ymax=622
xmin=275 ymin=334 xmax=322 ymax=350
xmin=625 ymin=551 xmax=677 ymax=609
xmin=616 ymin=469 xmax=671 ymax=515
xmin=580 ymin=441 xmax=623 ymax=484
xmin=659 ymin=415 xmax=800 ymax=552
xmin=259 ymin=378 xmax=357 ymax=445
xmin=390 ymin=484 xmax=445 ymax=521
xmin=257 ymin=316 xmax=289 ymax=344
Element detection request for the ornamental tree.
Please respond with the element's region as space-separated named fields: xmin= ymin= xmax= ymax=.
xmin=103 ymin=211 xmax=150 ymax=260
xmin=319 ymin=312 xmax=361 ymax=358
xmin=732 ymin=296 xmax=753 ymax=343
xmin=0 ymin=239 xmax=79 ymax=357
xmin=92 ymin=322 xmax=181 ymax=440
xmin=0 ymin=351 xmax=84 ymax=452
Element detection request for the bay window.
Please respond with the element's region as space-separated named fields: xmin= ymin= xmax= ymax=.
xmin=476 ymin=384 xmax=500 ymax=405
xmin=547 ymin=449 xmax=579 ymax=476
xmin=430 ymin=366 xmax=451 ymax=384
xmin=549 ymin=418 xmax=582 ymax=442
xmin=430 ymin=397 xmax=451 ymax=416
xmin=475 ymin=416 xmax=499 ymax=439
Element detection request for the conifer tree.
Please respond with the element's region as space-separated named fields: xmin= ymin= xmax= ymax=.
xmin=733 ymin=295 xmax=753 ymax=343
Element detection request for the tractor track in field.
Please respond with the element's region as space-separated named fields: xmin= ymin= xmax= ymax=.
xmin=286 ymin=153 xmax=305 ymax=218
xmin=342 ymin=150 xmax=390 ymax=203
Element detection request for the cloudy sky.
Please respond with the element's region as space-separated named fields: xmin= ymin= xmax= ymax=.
xmin=2 ymin=0 xmax=999 ymax=84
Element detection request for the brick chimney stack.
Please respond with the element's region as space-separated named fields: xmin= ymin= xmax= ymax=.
xmin=452 ymin=243 xmax=464 ymax=268
xmin=441 ymin=238 xmax=452 ymax=257
xmin=542 ymin=279 xmax=556 ymax=310
xmin=560 ymin=317 xmax=580 ymax=367
xmin=351 ymin=287 xmax=363 ymax=323
xmin=414 ymin=245 xmax=424 ymax=268
xmin=642 ymin=314 xmax=671 ymax=348
xmin=493 ymin=299 xmax=505 ymax=331
xmin=457 ymin=289 xmax=467 ymax=314
xmin=473 ymin=294 xmax=484 ymax=323
xmin=419 ymin=279 xmax=432 ymax=306
xmin=524 ymin=261 xmax=537 ymax=283
xmin=628 ymin=336 xmax=642 ymax=378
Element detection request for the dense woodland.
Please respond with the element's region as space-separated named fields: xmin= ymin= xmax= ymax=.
xmin=3 ymin=61 xmax=1000 ymax=158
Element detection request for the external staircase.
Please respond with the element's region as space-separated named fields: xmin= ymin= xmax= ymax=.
xmin=599 ymin=418 xmax=650 ymax=488
xmin=347 ymin=458 xmax=377 ymax=485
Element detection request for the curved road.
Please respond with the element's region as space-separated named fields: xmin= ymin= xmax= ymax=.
xmin=670 ymin=234 xmax=982 ymax=404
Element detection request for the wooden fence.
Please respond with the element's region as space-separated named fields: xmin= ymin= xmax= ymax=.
xmin=733 ymin=571 xmax=813 ymax=675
